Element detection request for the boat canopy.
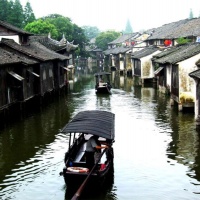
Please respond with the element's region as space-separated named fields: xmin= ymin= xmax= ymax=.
xmin=60 ymin=110 xmax=115 ymax=140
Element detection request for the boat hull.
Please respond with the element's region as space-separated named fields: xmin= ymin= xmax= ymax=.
xmin=95 ymin=85 xmax=111 ymax=94
xmin=63 ymin=161 xmax=113 ymax=195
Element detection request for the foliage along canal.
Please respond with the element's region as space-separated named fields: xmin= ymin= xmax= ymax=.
xmin=0 ymin=68 xmax=200 ymax=200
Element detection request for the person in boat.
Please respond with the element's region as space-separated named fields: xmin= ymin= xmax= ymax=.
xmin=99 ymin=75 xmax=103 ymax=82
xmin=99 ymin=76 xmax=104 ymax=86
xmin=85 ymin=135 xmax=109 ymax=170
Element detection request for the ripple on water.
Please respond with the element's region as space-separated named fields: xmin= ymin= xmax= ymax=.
xmin=0 ymin=133 xmax=68 ymax=199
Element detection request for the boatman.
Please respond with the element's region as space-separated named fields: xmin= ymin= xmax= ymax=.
xmin=85 ymin=135 xmax=109 ymax=171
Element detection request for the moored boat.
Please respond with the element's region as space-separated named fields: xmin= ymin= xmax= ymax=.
xmin=59 ymin=110 xmax=115 ymax=197
xmin=94 ymin=72 xmax=112 ymax=94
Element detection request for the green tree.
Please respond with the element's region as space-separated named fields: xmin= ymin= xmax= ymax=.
xmin=72 ymin=24 xmax=89 ymax=57
xmin=124 ymin=19 xmax=133 ymax=34
xmin=6 ymin=0 xmax=14 ymax=24
xmin=24 ymin=19 xmax=58 ymax=38
xmin=41 ymin=14 xmax=73 ymax=41
xmin=0 ymin=0 xmax=9 ymax=21
xmin=95 ymin=31 xmax=120 ymax=50
xmin=23 ymin=1 xmax=35 ymax=27
xmin=82 ymin=26 xmax=100 ymax=40
xmin=176 ymin=37 xmax=191 ymax=45
xmin=9 ymin=0 xmax=24 ymax=28
xmin=189 ymin=8 xmax=194 ymax=19
xmin=24 ymin=14 xmax=88 ymax=56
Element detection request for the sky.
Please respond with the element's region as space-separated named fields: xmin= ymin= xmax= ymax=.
xmin=20 ymin=0 xmax=200 ymax=32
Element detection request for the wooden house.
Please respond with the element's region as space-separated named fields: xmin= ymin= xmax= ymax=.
xmin=29 ymin=34 xmax=78 ymax=65
xmin=153 ymin=43 xmax=200 ymax=112
xmin=0 ymin=20 xmax=78 ymax=123
xmin=88 ymin=48 xmax=104 ymax=67
xmin=29 ymin=34 xmax=79 ymax=85
xmin=0 ymin=20 xmax=33 ymax=44
xmin=107 ymin=33 xmax=140 ymax=49
xmin=1 ymin=38 xmax=69 ymax=96
xmin=85 ymin=38 xmax=104 ymax=68
xmin=0 ymin=46 xmax=38 ymax=110
xmin=146 ymin=18 xmax=200 ymax=47
xmin=104 ymin=33 xmax=140 ymax=75
xmin=131 ymin=46 xmax=161 ymax=84
xmin=104 ymin=46 xmax=132 ymax=75
xmin=152 ymin=46 xmax=182 ymax=94
xmin=189 ymin=59 xmax=200 ymax=120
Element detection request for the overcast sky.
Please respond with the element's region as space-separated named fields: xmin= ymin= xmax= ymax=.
xmin=20 ymin=0 xmax=200 ymax=32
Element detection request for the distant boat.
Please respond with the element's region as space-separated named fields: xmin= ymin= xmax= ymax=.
xmin=94 ymin=72 xmax=112 ymax=94
xmin=59 ymin=110 xmax=115 ymax=198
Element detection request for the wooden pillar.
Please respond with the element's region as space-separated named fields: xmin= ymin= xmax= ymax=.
xmin=170 ymin=98 xmax=174 ymax=106
xmin=178 ymin=102 xmax=183 ymax=112
xmin=196 ymin=115 xmax=200 ymax=131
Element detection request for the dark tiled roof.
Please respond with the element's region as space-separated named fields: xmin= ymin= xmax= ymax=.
xmin=89 ymin=47 xmax=102 ymax=52
xmin=153 ymin=43 xmax=200 ymax=64
xmin=196 ymin=59 xmax=200 ymax=66
xmin=1 ymin=39 xmax=68 ymax=61
xmin=0 ymin=47 xmax=38 ymax=65
xmin=0 ymin=20 xmax=33 ymax=35
xmin=91 ymin=48 xmax=102 ymax=52
xmin=29 ymin=35 xmax=67 ymax=52
xmin=172 ymin=18 xmax=200 ymax=37
xmin=103 ymin=48 xmax=113 ymax=55
xmin=108 ymin=33 xmax=139 ymax=44
xmin=148 ymin=18 xmax=200 ymax=39
xmin=131 ymin=46 xmax=160 ymax=59
xmin=189 ymin=69 xmax=200 ymax=79
xmin=103 ymin=46 xmax=132 ymax=55
xmin=151 ymin=46 xmax=182 ymax=61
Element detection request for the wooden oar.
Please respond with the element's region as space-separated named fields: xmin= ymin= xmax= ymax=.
xmin=71 ymin=148 xmax=108 ymax=200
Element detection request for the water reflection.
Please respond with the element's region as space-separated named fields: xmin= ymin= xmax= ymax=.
xmin=1 ymin=66 xmax=200 ymax=199
xmin=167 ymin=110 xmax=200 ymax=181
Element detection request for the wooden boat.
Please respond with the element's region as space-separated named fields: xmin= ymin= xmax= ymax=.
xmin=60 ymin=110 xmax=115 ymax=197
xmin=94 ymin=72 xmax=112 ymax=94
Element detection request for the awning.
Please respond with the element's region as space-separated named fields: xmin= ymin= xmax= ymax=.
xmin=60 ymin=110 xmax=115 ymax=140
xmin=7 ymin=71 xmax=24 ymax=81
xmin=27 ymin=69 xmax=40 ymax=77
xmin=154 ymin=67 xmax=164 ymax=75
xmin=61 ymin=66 xmax=70 ymax=71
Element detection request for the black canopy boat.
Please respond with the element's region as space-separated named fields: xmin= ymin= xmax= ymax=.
xmin=60 ymin=110 xmax=115 ymax=195
xmin=94 ymin=72 xmax=112 ymax=94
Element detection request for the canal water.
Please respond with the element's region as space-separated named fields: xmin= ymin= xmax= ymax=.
xmin=0 ymin=68 xmax=200 ymax=200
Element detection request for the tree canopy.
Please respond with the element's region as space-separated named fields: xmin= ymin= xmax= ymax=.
xmin=0 ymin=0 xmax=35 ymax=28
xmin=0 ymin=0 xmax=9 ymax=21
xmin=24 ymin=19 xmax=58 ymax=38
xmin=7 ymin=0 xmax=24 ymax=28
xmin=72 ymin=24 xmax=89 ymax=57
xmin=124 ymin=19 xmax=133 ymax=34
xmin=95 ymin=31 xmax=120 ymax=50
xmin=40 ymin=14 xmax=73 ymax=41
xmin=82 ymin=26 xmax=100 ymax=40
xmin=23 ymin=1 xmax=36 ymax=27
xmin=0 ymin=0 xmax=117 ymax=56
xmin=24 ymin=14 xmax=89 ymax=57
xmin=189 ymin=8 xmax=194 ymax=19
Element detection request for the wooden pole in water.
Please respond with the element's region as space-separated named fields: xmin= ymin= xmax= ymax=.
xmin=71 ymin=148 xmax=107 ymax=200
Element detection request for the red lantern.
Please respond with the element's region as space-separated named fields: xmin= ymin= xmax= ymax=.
xmin=164 ymin=40 xmax=172 ymax=46
xmin=131 ymin=41 xmax=135 ymax=46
